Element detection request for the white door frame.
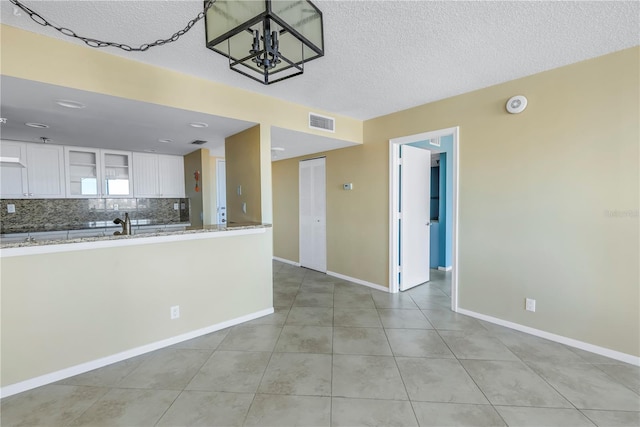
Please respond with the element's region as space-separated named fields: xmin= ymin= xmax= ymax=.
xmin=388 ymin=126 xmax=460 ymax=312
xmin=216 ymin=158 xmax=226 ymax=224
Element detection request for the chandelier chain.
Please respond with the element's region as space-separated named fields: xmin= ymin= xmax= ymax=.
xmin=9 ymin=0 xmax=216 ymax=52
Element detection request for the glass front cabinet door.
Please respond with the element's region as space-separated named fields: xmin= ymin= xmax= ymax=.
xmin=102 ymin=150 xmax=132 ymax=197
xmin=64 ymin=148 xmax=132 ymax=197
xmin=65 ymin=147 xmax=101 ymax=197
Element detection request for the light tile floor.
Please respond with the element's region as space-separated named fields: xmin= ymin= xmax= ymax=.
xmin=2 ymin=260 xmax=639 ymax=426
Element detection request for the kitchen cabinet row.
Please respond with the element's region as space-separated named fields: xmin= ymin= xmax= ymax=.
xmin=0 ymin=141 xmax=185 ymax=199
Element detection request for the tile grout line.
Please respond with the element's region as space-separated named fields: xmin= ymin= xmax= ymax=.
xmin=408 ymin=285 xmax=514 ymax=426
xmin=240 ymin=271 xmax=298 ymax=427
xmin=381 ymin=321 xmax=421 ymax=426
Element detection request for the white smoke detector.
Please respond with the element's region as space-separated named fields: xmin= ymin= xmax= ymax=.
xmin=506 ymin=95 xmax=528 ymax=114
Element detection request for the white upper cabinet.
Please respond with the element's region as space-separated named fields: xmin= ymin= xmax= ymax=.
xmin=132 ymin=152 xmax=160 ymax=197
xmin=1 ymin=141 xmax=182 ymax=200
xmin=26 ymin=144 xmax=66 ymax=197
xmin=1 ymin=141 xmax=28 ymax=198
xmin=0 ymin=141 xmax=65 ymax=198
xmin=133 ymin=152 xmax=185 ymax=198
xmin=158 ymin=154 xmax=185 ymax=197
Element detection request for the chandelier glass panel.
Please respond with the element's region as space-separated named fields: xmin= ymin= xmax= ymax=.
xmin=205 ymin=0 xmax=324 ymax=84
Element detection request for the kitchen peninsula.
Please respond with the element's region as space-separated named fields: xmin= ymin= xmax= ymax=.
xmin=0 ymin=223 xmax=274 ymax=396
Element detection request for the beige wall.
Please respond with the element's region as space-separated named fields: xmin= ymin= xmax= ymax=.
xmin=1 ymin=230 xmax=273 ymax=387
xmin=226 ymin=126 xmax=262 ymax=223
xmin=272 ymin=47 xmax=640 ymax=357
xmin=272 ymin=158 xmax=299 ymax=261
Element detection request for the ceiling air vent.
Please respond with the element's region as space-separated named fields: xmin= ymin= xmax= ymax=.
xmin=309 ymin=113 xmax=335 ymax=133
xmin=190 ymin=140 xmax=208 ymax=145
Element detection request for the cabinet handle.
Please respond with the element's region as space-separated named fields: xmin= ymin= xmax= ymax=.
xmin=29 ymin=193 xmax=33 ymax=196
xmin=23 ymin=193 xmax=28 ymax=196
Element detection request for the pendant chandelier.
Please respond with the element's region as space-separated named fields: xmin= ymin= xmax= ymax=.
xmin=205 ymin=0 xmax=324 ymax=85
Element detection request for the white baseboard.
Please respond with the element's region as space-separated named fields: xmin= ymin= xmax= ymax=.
xmin=273 ymin=256 xmax=300 ymax=267
xmin=326 ymin=271 xmax=389 ymax=293
xmin=0 ymin=307 xmax=274 ymax=399
xmin=438 ymin=266 xmax=452 ymax=271
xmin=457 ymin=308 xmax=640 ymax=366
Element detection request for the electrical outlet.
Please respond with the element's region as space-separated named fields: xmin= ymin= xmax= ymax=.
xmin=173 ymin=203 xmax=179 ymax=210
xmin=113 ymin=204 xmax=119 ymax=211
xmin=525 ymin=298 xmax=536 ymax=312
xmin=7 ymin=204 xmax=15 ymax=213
xmin=170 ymin=305 xmax=180 ymax=319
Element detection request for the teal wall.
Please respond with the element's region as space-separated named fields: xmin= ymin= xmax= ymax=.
xmin=408 ymin=133 xmax=453 ymax=269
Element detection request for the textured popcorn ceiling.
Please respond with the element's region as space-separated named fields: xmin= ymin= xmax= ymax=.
xmin=2 ymin=0 xmax=638 ymax=121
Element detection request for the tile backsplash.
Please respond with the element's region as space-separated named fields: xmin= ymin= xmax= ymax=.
xmin=0 ymin=198 xmax=190 ymax=233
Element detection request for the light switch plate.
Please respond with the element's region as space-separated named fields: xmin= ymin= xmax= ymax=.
xmin=7 ymin=204 xmax=15 ymax=213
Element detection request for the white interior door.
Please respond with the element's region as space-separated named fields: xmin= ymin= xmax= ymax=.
xmin=216 ymin=159 xmax=226 ymax=224
xmin=400 ymin=145 xmax=431 ymax=291
xmin=299 ymin=157 xmax=327 ymax=272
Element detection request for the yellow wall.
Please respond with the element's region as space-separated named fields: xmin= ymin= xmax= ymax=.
xmin=225 ymin=125 xmax=262 ymax=223
xmin=1 ymin=230 xmax=273 ymax=387
xmin=0 ymin=24 xmax=352 ymax=225
xmin=272 ymin=158 xmax=299 ymax=261
xmin=0 ymin=25 xmax=363 ymax=145
xmin=183 ymin=149 xmax=204 ymax=227
xmin=273 ymin=47 xmax=640 ymax=357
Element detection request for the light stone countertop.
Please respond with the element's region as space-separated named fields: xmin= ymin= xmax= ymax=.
xmin=0 ymin=223 xmax=272 ymax=250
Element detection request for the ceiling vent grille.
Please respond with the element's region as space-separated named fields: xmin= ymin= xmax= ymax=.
xmin=309 ymin=113 xmax=335 ymax=133
xmin=190 ymin=139 xmax=208 ymax=145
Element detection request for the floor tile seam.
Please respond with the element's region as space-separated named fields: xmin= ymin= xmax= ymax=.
xmin=177 ymin=347 xmax=222 ymax=394
xmin=443 ymin=337 xmax=498 ymax=410
xmin=575 ymin=408 xmax=613 ymax=427
xmin=330 ymin=332 xmax=334 ymax=426
xmin=514 ymin=358 xmax=583 ymax=411
xmin=251 ymin=391 xmax=334 ymax=398
xmin=240 ymin=321 xmax=286 ymax=427
xmin=380 ymin=325 xmax=411 ymax=404
xmin=487 ymin=401 xmax=592 ymax=410
xmin=587 ymin=362 xmax=640 ymax=397
xmin=408 ymin=397 xmax=496 ymax=406
xmin=20 ymin=384 xmax=111 ymax=427
xmin=330 ymin=393 xmax=412 ymax=402
xmin=180 ymin=389 xmax=258 ymax=396
xmin=151 ymin=388 xmax=184 ymax=427
xmin=578 ymin=408 xmax=640 ymax=414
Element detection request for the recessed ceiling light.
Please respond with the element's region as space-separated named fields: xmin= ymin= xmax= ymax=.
xmin=189 ymin=122 xmax=208 ymax=128
xmin=143 ymin=149 xmax=157 ymax=153
xmin=56 ymin=99 xmax=86 ymax=109
xmin=271 ymin=147 xmax=285 ymax=151
xmin=158 ymin=138 xmax=173 ymax=143
xmin=25 ymin=122 xmax=49 ymax=128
